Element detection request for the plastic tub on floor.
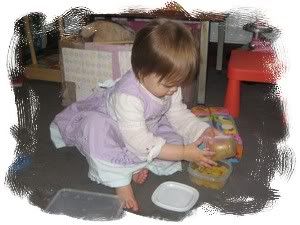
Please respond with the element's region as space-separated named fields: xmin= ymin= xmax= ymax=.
xmin=45 ymin=189 xmax=124 ymax=220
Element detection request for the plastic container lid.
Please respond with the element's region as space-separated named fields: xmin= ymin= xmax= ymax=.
xmin=151 ymin=181 xmax=199 ymax=212
xmin=45 ymin=189 xmax=124 ymax=220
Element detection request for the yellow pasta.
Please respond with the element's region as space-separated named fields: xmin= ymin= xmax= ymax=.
xmin=196 ymin=165 xmax=228 ymax=177
xmin=189 ymin=162 xmax=231 ymax=189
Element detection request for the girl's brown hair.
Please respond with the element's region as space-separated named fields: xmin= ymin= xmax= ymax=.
xmin=131 ymin=18 xmax=198 ymax=86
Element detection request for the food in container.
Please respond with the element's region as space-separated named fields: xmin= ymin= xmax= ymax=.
xmin=188 ymin=160 xmax=232 ymax=190
xmin=208 ymin=135 xmax=237 ymax=161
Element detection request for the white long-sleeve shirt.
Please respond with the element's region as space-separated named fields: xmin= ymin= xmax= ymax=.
xmin=107 ymin=86 xmax=210 ymax=162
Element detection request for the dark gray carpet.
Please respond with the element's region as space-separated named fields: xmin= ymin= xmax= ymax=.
xmin=5 ymin=44 xmax=292 ymax=221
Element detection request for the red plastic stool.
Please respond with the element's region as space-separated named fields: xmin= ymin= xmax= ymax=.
xmin=224 ymin=49 xmax=282 ymax=118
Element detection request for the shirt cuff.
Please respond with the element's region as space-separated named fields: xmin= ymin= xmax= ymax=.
xmin=146 ymin=138 xmax=166 ymax=162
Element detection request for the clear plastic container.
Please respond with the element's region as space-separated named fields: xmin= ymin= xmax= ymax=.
xmin=45 ymin=189 xmax=124 ymax=220
xmin=208 ymin=135 xmax=237 ymax=161
xmin=187 ymin=160 xmax=232 ymax=190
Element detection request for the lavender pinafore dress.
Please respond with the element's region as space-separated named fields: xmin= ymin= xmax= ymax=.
xmin=51 ymin=70 xmax=183 ymax=174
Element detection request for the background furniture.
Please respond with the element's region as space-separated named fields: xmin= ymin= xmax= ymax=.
xmin=23 ymin=16 xmax=63 ymax=82
xmin=23 ymin=9 xmax=227 ymax=104
xmin=224 ymin=49 xmax=282 ymax=117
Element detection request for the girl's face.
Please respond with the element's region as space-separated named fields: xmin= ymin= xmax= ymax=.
xmin=140 ymin=73 xmax=179 ymax=98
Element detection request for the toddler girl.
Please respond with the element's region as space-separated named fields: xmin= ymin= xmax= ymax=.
xmin=50 ymin=18 xmax=220 ymax=212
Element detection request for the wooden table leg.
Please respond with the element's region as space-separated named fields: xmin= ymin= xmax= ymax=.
xmin=197 ymin=21 xmax=209 ymax=104
xmin=216 ymin=20 xmax=226 ymax=71
xmin=24 ymin=15 xmax=37 ymax=65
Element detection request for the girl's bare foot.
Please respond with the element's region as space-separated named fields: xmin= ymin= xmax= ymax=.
xmin=132 ymin=168 xmax=149 ymax=184
xmin=116 ymin=184 xmax=139 ymax=211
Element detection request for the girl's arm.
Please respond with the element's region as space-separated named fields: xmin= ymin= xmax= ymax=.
xmin=166 ymin=87 xmax=212 ymax=144
xmin=109 ymin=93 xmax=166 ymax=162
xmin=110 ymin=92 xmax=216 ymax=167
xmin=158 ymin=141 xmax=217 ymax=168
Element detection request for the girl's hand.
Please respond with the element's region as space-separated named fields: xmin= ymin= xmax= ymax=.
xmin=195 ymin=127 xmax=224 ymax=148
xmin=183 ymin=143 xmax=217 ymax=168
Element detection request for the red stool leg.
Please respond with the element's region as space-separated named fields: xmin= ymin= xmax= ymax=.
xmin=225 ymin=78 xmax=240 ymax=118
